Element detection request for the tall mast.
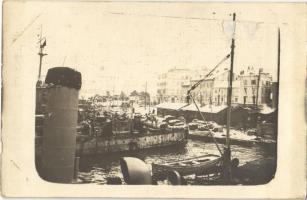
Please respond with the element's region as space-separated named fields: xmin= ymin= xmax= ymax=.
xmin=37 ymin=30 xmax=47 ymax=86
xmin=276 ymin=28 xmax=280 ymax=122
xmin=224 ymin=12 xmax=236 ymax=183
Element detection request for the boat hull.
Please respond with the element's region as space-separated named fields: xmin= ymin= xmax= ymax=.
xmin=152 ymin=155 xmax=222 ymax=177
xmin=76 ymin=130 xmax=187 ymax=156
xmin=36 ymin=129 xmax=188 ymax=157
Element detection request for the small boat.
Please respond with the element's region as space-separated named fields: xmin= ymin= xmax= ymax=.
xmin=152 ymin=154 xmax=222 ymax=176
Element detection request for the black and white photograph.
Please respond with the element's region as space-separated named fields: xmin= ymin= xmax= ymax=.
xmin=33 ymin=2 xmax=279 ymax=185
xmin=2 ymin=1 xmax=306 ymax=198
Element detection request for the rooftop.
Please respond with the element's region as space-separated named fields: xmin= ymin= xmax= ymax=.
xmin=156 ymin=102 xmax=228 ymax=113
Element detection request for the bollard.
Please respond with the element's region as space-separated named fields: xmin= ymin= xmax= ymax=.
xmin=40 ymin=67 xmax=82 ymax=183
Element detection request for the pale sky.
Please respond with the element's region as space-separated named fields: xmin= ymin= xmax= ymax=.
xmin=7 ymin=2 xmax=291 ymax=97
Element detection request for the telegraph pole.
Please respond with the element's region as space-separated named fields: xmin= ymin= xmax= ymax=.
xmin=224 ymin=12 xmax=236 ymax=183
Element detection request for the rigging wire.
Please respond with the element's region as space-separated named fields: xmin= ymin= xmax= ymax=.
xmin=105 ymin=11 xmax=285 ymax=26
xmin=178 ymin=53 xmax=231 ymax=156
xmin=188 ymin=53 xmax=230 ymax=94
xmin=189 ymin=93 xmax=224 ymax=156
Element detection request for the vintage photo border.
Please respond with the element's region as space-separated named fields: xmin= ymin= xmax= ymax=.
xmin=1 ymin=1 xmax=306 ymax=198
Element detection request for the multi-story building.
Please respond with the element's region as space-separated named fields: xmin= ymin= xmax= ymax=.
xmin=157 ymin=66 xmax=273 ymax=108
xmin=189 ymin=68 xmax=215 ymax=106
xmin=238 ymin=67 xmax=272 ymax=107
xmin=211 ymin=69 xmax=240 ymax=106
xmin=157 ymin=68 xmax=192 ymax=103
xmin=180 ymin=81 xmax=191 ymax=103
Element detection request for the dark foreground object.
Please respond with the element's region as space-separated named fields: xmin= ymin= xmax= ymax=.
xmin=232 ymin=157 xmax=276 ymax=185
xmin=39 ymin=67 xmax=82 ymax=183
xmin=45 ymin=67 xmax=82 ymax=90
xmin=119 ymin=156 xmax=276 ymax=185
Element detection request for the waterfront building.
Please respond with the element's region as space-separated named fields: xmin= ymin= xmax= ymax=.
xmin=211 ymin=69 xmax=240 ymax=106
xmin=189 ymin=68 xmax=214 ymax=106
xmin=129 ymin=93 xmax=142 ymax=105
xmin=156 ymin=66 xmax=273 ymax=109
xmin=180 ymin=81 xmax=191 ymax=103
xmin=237 ymin=67 xmax=272 ymax=107
xmin=157 ymin=68 xmax=192 ymax=103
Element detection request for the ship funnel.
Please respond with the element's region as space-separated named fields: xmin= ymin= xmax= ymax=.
xmin=40 ymin=67 xmax=82 ymax=183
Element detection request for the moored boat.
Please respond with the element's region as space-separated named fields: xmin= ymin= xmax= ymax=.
xmin=152 ymin=154 xmax=222 ymax=177
xmin=36 ymin=110 xmax=189 ymax=157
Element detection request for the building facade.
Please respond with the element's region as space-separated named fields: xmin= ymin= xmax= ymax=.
xmin=157 ymin=68 xmax=192 ymax=103
xmin=211 ymin=69 xmax=240 ymax=106
xmin=157 ymin=66 xmax=274 ymax=108
xmin=238 ymin=67 xmax=272 ymax=107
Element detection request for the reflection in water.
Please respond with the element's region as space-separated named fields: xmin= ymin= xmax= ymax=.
xmin=78 ymin=139 xmax=273 ymax=185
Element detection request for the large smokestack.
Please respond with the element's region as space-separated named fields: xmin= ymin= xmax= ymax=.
xmin=40 ymin=67 xmax=82 ymax=183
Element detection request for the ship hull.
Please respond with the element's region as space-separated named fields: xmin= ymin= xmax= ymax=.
xmin=36 ymin=130 xmax=188 ymax=157
xmin=76 ymin=130 xmax=188 ymax=156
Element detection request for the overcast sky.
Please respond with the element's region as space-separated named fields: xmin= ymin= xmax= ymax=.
xmin=7 ymin=2 xmax=292 ymax=97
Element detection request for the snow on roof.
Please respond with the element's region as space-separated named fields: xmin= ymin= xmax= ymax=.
xmin=260 ymin=105 xmax=276 ymax=114
xmin=156 ymin=102 xmax=187 ymax=110
xmin=156 ymin=102 xmax=227 ymax=113
xmin=181 ymin=104 xmax=198 ymax=111
xmin=200 ymin=105 xmax=228 ymax=113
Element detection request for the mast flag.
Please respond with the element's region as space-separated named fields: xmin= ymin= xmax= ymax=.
xmin=41 ymin=38 xmax=46 ymax=48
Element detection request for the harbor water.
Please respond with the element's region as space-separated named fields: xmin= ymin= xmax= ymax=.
xmin=78 ymin=139 xmax=274 ymax=184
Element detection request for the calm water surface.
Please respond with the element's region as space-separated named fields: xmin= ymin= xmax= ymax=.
xmin=78 ymin=139 xmax=273 ymax=184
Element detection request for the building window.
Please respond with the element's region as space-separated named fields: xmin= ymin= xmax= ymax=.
xmin=251 ymin=80 xmax=256 ymax=85
xmin=244 ymin=80 xmax=248 ymax=85
xmin=235 ymin=97 xmax=238 ymax=102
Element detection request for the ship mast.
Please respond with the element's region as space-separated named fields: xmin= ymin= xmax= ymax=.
xmin=224 ymin=13 xmax=236 ymax=183
xmin=37 ymin=29 xmax=47 ymax=87
xmin=184 ymin=54 xmax=230 ymax=156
